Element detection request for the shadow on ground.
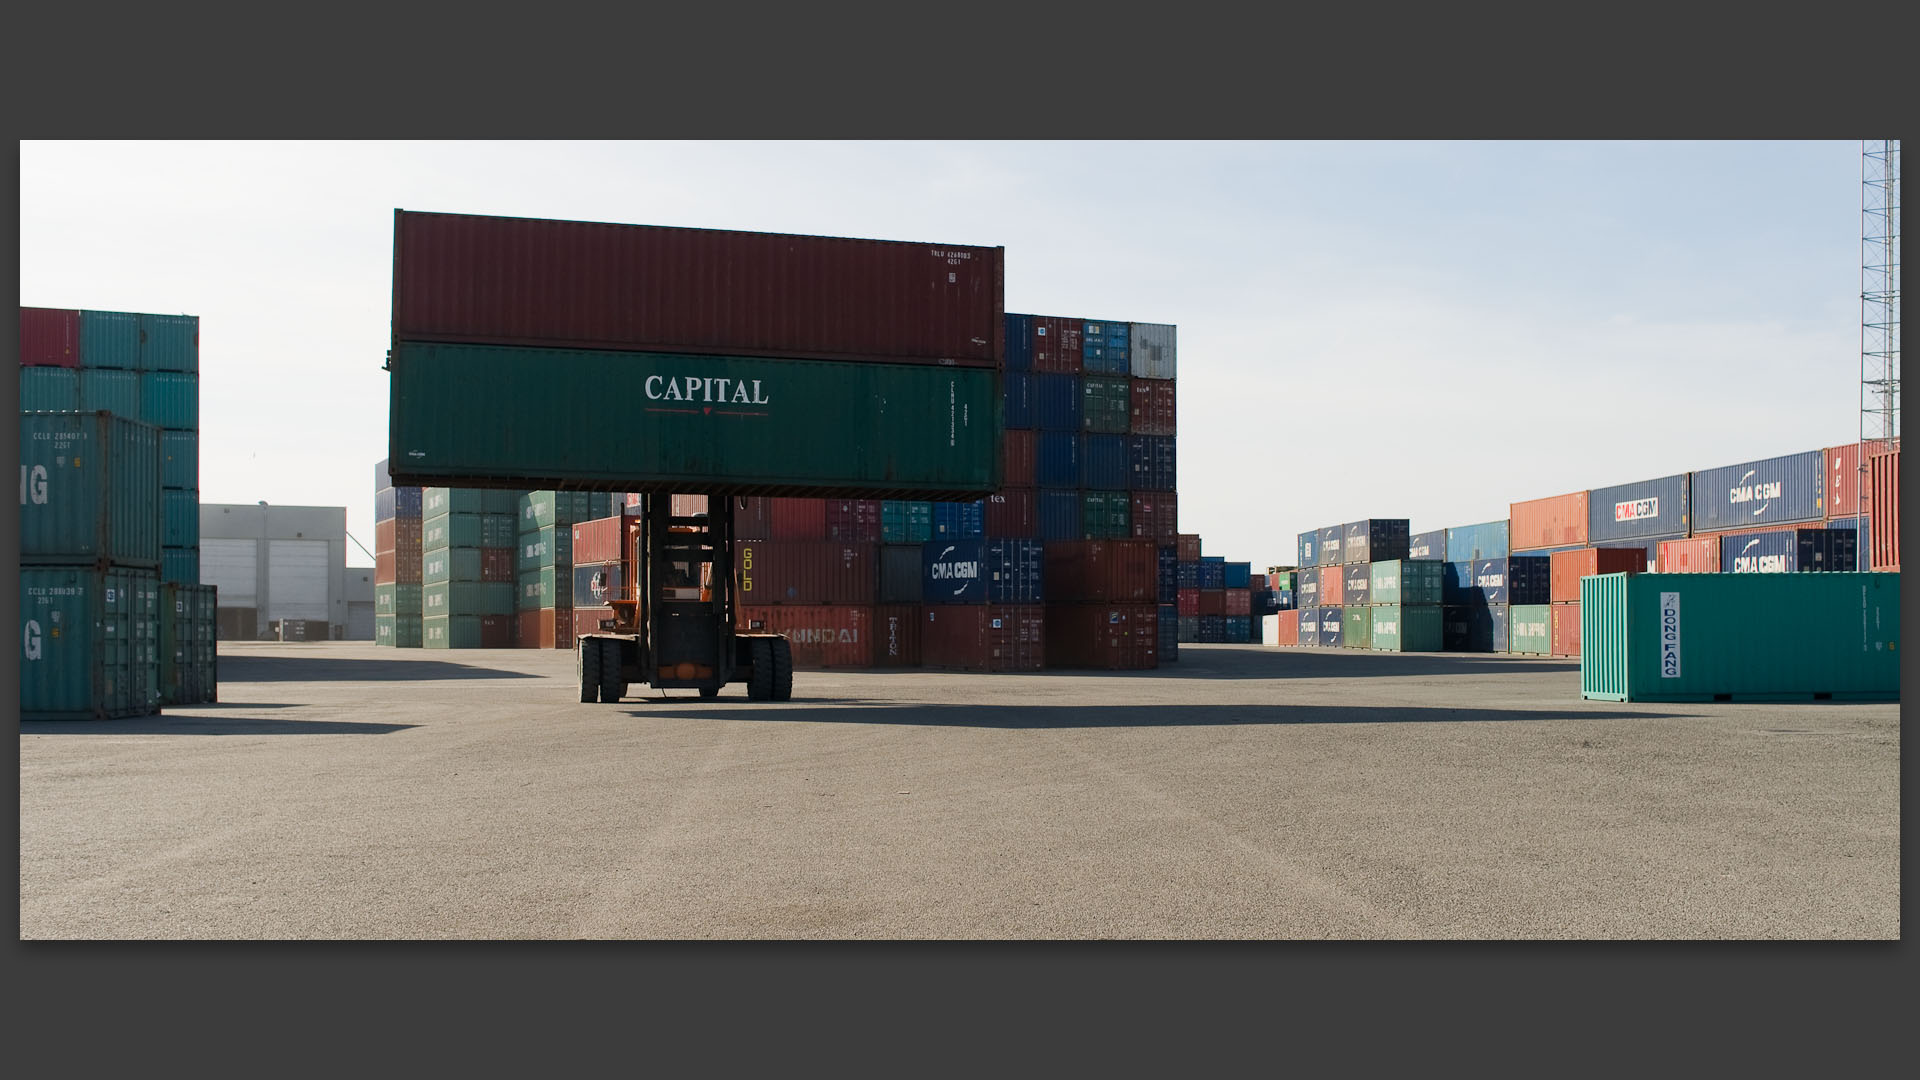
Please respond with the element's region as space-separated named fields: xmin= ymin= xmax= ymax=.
xmin=20 ymin=714 xmax=417 ymax=736
xmin=618 ymin=701 xmax=1680 ymax=727
xmin=217 ymin=655 xmax=542 ymax=682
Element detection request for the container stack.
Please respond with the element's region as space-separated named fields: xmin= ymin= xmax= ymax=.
xmin=417 ymin=487 xmax=515 ymax=649
xmin=515 ymin=491 xmax=616 ymax=649
xmin=735 ymin=497 xmax=886 ymax=669
xmin=373 ymin=459 xmax=425 ymax=648
xmin=569 ymin=505 xmax=631 ymax=643
xmin=1368 ymin=557 xmax=1444 ymax=652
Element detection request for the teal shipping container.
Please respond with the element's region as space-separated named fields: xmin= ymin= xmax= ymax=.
xmin=517 ymin=490 xmax=615 ymax=531
xmin=422 ymin=615 xmax=509 ymax=650
xmin=20 ymin=565 xmax=161 ymax=720
xmin=424 ymin=512 xmax=494 ymax=551
xmin=517 ymin=567 xmax=573 ymax=611
xmin=1581 ymin=572 xmax=1900 ymax=702
xmin=162 ymin=487 xmax=199 ymax=548
xmin=881 ymin=500 xmax=934 ymax=543
xmin=423 ymin=547 xmax=485 ymax=585
xmin=1369 ymin=605 xmax=1442 ymax=652
xmin=138 ymin=371 xmax=198 ymax=430
xmin=160 ymin=582 xmax=218 ymax=706
xmin=424 ymin=488 xmax=482 ymax=519
xmin=1081 ymin=490 xmax=1131 ymax=539
xmin=79 ymin=368 xmax=140 ymax=417
xmin=162 ymin=546 xmax=199 ymax=586
xmin=20 ymin=367 xmax=80 ymax=411
xmin=375 ymin=583 xmax=425 ymax=615
xmin=1508 ymin=604 xmax=1552 ymax=655
xmin=424 ymin=580 xmax=515 ymax=617
xmin=161 ymin=431 xmax=198 ymax=489
xmin=20 ymin=412 xmax=162 ymax=567
xmin=516 ymin=526 xmax=574 ymax=572
xmin=375 ymin=613 xmax=425 ymax=648
xmin=1369 ymin=560 xmax=1445 ymax=606
xmin=139 ymin=313 xmax=199 ymax=372
xmin=79 ymin=309 xmax=139 ymax=369
xmin=388 ymin=342 xmax=1002 ymax=498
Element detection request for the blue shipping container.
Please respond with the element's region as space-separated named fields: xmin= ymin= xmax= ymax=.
xmin=933 ymin=500 xmax=985 ymax=540
xmin=1467 ymin=556 xmax=1551 ymax=606
xmin=1003 ymin=372 xmax=1035 ymax=430
xmin=1037 ymin=490 xmax=1082 ymax=542
xmin=79 ymin=310 xmax=139 ymax=369
xmin=1199 ymin=557 xmax=1225 ymax=590
xmin=376 ymin=486 xmax=397 ymax=522
xmin=1447 ymin=520 xmax=1510 ymax=562
xmin=1297 ymin=573 xmax=1321 ymax=607
xmin=1176 ymin=561 xmax=1200 ymax=589
xmin=985 ymin=538 xmax=1045 ymax=604
xmin=1036 ymin=432 xmax=1081 ymax=489
xmin=1035 ymin=374 xmax=1082 ymax=432
xmin=1344 ymin=519 xmax=1410 ymax=564
xmin=1317 ymin=607 xmax=1344 ymax=648
xmin=1587 ymin=473 xmax=1691 ymax=544
xmin=1199 ymin=614 xmax=1226 ymax=643
xmin=1318 ymin=526 xmax=1344 ymax=566
xmin=1407 ymin=529 xmax=1447 ymax=561
xmin=1128 ymin=435 xmax=1176 ymax=492
xmin=1690 ymin=450 xmax=1826 ymax=531
xmin=1224 ymin=616 xmax=1250 ymax=644
xmin=1442 ymin=562 xmax=1474 ymax=604
xmin=1003 ymin=313 xmax=1033 ymax=373
xmin=1158 ymin=545 xmax=1178 ymax=604
xmin=1297 ymin=530 xmax=1319 ymax=568
xmin=572 ymin=561 xmax=625 ymax=605
xmin=394 ymin=486 xmax=423 ymax=519
xmin=1082 ymin=434 xmax=1129 ymax=490
xmin=1157 ymin=604 xmax=1179 ymax=662
xmin=922 ymin=540 xmax=987 ymax=605
xmin=1827 ymin=516 xmax=1870 ymax=560
xmin=1443 ymin=604 xmax=1509 ymax=653
xmin=1719 ymin=529 xmax=1857 ymax=574
xmin=1223 ymin=562 xmax=1251 ymax=589
xmin=139 ymin=372 xmax=198 ymax=430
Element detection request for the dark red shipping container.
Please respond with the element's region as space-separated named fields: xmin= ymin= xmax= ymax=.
xmin=1550 ymin=603 xmax=1581 ymax=658
xmin=1044 ymin=604 xmax=1158 ymax=670
xmin=1869 ymin=449 xmax=1899 ymax=570
xmin=1319 ymin=565 xmax=1344 ymax=606
xmin=988 ymin=605 xmax=1046 ymax=671
xmin=1129 ymin=493 xmax=1178 ymax=544
xmin=573 ymin=607 xmax=615 ymax=639
xmin=1177 ymin=588 xmax=1200 ymax=617
xmin=480 ymin=547 xmax=516 ymax=583
xmin=984 ymin=490 xmax=1036 ymax=539
xmin=738 ymin=605 xmax=874 ymax=668
xmin=19 ymin=307 xmax=81 ymax=368
xmin=920 ymin=605 xmax=988 ymax=671
xmin=467 ymin=614 xmax=514 ymax=649
xmin=392 ymin=210 xmax=1004 ymax=368
xmin=1043 ymin=540 xmax=1157 ymax=602
xmin=1002 ymin=429 xmax=1037 ymax=489
xmin=769 ymin=497 xmax=828 ymax=541
xmin=1656 ymin=536 xmax=1720 ymax=573
xmin=1129 ymin=379 xmax=1176 ymax=436
xmin=1176 ymin=534 xmax=1202 ymax=562
xmin=824 ymin=499 xmax=883 ymax=543
xmin=1224 ymin=588 xmax=1250 ymax=616
xmin=1030 ymin=316 xmax=1084 ymax=374
xmin=571 ymin=515 xmax=626 ymax=566
xmin=375 ymin=548 xmax=423 ymax=585
xmin=516 ymin=608 xmax=573 ymax=649
xmin=1549 ymin=546 xmax=1647 ymax=604
xmin=733 ymin=540 xmax=876 ymax=605
xmin=1510 ymin=491 xmax=1589 ymax=550
xmin=1825 ymin=442 xmax=1890 ymax=520
xmin=731 ymin=496 xmax=773 ymax=541
xmin=872 ymin=604 xmax=922 ymax=667
xmin=1198 ymin=590 xmax=1225 ymax=616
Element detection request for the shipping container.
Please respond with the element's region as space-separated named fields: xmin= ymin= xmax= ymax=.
xmin=1079 ymin=320 xmax=1130 ymax=376
xmin=375 ymin=518 xmax=423 ymax=560
xmin=1158 ymin=603 xmax=1180 ymax=661
xmin=161 ymin=488 xmax=198 ymax=548
xmin=423 ymin=512 xmax=514 ymax=551
xmin=1082 ymin=434 xmax=1130 ymax=490
xmin=1508 ymin=605 xmax=1552 ymax=655
xmin=1225 ymin=615 xmax=1251 ymax=644
xmin=1825 ymin=441 xmax=1894 ymax=520
xmin=1319 ymin=564 xmax=1344 ymax=606
xmin=877 ymin=544 xmax=924 ymax=605
xmin=1177 ymin=588 xmax=1200 ymax=617
xmin=984 ymin=491 xmax=1037 ymax=539
xmin=514 ymin=608 xmax=573 ymax=650
xmin=1036 ymin=431 xmax=1081 ymax=490
xmin=735 ymin=540 xmax=877 ymax=606
xmin=1127 ymin=435 xmax=1176 ymax=493
xmin=921 ymin=540 xmax=987 ymax=605
xmin=19 ymin=307 xmax=81 ymax=367
xmin=932 ymin=500 xmax=985 ymax=541
xmin=1318 ymin=526 xmax=1345 ymax=566
xmin=1344 ymin=519 xmax=1409 ymax=564
xmin=1510 ymin=492 xmax=1588 ymax=551
xmin=1081 ymin=375 xmax=1132 ymax=434
xmin=1044 ymin=540 xmax=1157 ymax=603
xmin=1581 ymin=572 xmax=1899 ymax=701
xmin=20 ymin=565 xmax=161 ymax=719
xmin=515 ymin=526 xmax=574 ymax=573
xmin=1317 ymin=607 xmax=1345 ymax=648
xmin=1002 ymin=430 xmax=1037 ymax=489
xmin=1690 ymin=450 xmax=1826 ymax=532
xmin=159 ymin=582 xmax=217 ymax=705
xmin=426 ymin=488 xmax=517 ymax=520
xmin=1036 ymin=490 xmax=1081 ymax=542
xmin=1550 ymin=547 xmax=1649 ymax=604
xmin=880 ymin=500 xmax=933 ymax=543
xmin=139 ymin=313 xmax=199 ymax=373
xmin=1406 ymin=529 xmax=1446 ymax=562
xmin=1003 ymin=314 xmax=1033 ymax=372
xmin=1341 ymin=563 xmax=1371 ymax=607
xmin=374 ymin=613 xmax=424 ymax=648
xmin=1130 ymin=379 xmax=1177 ymax=436
xmin=1467 ymin=556 xmax=1552 ymax=606
xmin=1197 ymin=590 xmax=1225 ymax=616
xmin=737 ymin=605 xmax=875 ymax=668
xmin=1442 ymin=603 xmax=1509 ymax=653
xmin=1446 ymin=520 xmax=1510 ymax=563
xmin=1158 ymin=546 xmax=1179 ymax=605
xmin=137 ymin=372 xmax=198 ymax=430
xmin=1370 ymin=605 xmax=1442 ymax=652
xmin=1129 ymin=493 xmax=1177 ymax=545
xmin=1223 ymin=588 xmax=1250 ymax=616
xmin=1296 ymin=608 xmax=1320 ymax=646
xmin=572 ymin=561 xmax=626 ymax=607
xmin=19 ymin=366 xmax=79 ymax=411
xmin=732 ymin=496 xmax=773 ymax=541
xmin=20 ymin=412 xmax=162 ymax=567
xmin=1369 ymin=560 xmax=1444 ymax=606
xmin=375 ymin=583 xmax=425 ymax=615
xmin=1044 ymin=603 xmax=1156 ymax=669
xmin=1868 ymin=450 xmax=1899 ymax=571
xmin=79 ymin=310 xmax=138 ymax=369
xmin=872 ymin=604 xmax=922 ymax=667
xmin=424 ymin=581 xmax=516 ymax=617
xmin=1129 ymin=323 xmax=1176 ymax=381
xmin=919 ymin=604 xmax=1046 ymax=672
xmin=1265 ymin=611 xmax=1299 ymax=646
xmin=161 ymin=546 xmax=199 ymax=587
xmin=160 ymin=430 xmax=198 ymax=490
xmin=1034 ymin=373 xmax=1082 ymax=432
xmin=393 ymin=210 xmax=1002 ymax=368
xmin=985 ymin=538 xmax=1045 ymax=605
xmin=1718 ymin=529 xmax=1857 ymax=574
xmin=1296 ymin=530 xmax=1319 ymax=568
xmin=570 ymin=515 xmax=625 ymax=566
xmin=1081 ymin=490 xmax=1131 ymax=540
xmin=80 ymin=368 xmax=139 ymax=418
xmin=376 ymin=548 xmax=423 ymax=585
xmin=1197 ymin=557 xmax=1226 ymax=590
xmin=769 ymin=497 xmax=829 ymax=541
xmin=424 ymin=613 xmax=514 ymax=650
xmin=1551 ymin=603 xmax=1581 ymax=658
xmin=1826 ymin=515 xmax=1869 ymax=563
xmin=1177 ymin=534 xmax=1202 ymax=562
xmin=573 ymin=606 xmax=616 ymax=640
xmin=1657 ymin=536 xmax=1720 ymax=574
xmin=1586 ymin=473 xmax=1690 ymax=544
xmin=390 ymin=343 xmax=999 ymax=497
xmin=516 ymin=568 xmax=573 ymax=611
xmin=1340 ymin=606 xmax=1372 ymax=650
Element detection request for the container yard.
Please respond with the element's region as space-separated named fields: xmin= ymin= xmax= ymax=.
xmin=18 ymin=142 xmax=1902 ymax=948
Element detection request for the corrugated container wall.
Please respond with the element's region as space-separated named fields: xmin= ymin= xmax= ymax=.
xmin=20 ymin=307 xmax=82 ymax=367
xmin=20 ymin=412 xmax=162 ymax=567
xmin=1446 ymin=520 xmax=1509 ymax=563
xmin=392 ymin=210 xmax=1003 ymax=368
xmin=1510 ymin=492 xmax=1588 ymax=551
xmin=1657 ymin=536 xmax=1721 ymax=573
xmin=1586 ymin=473 xmax=1690 ymax=544
xmin=1407 ymin=529 xmax=1447 ymax=561
xmin=1868 ymin=450 xmax=1899 ymax=571
xmin=20 ymin=564 xmax=162 ymax=720
xmin=1689 ymin=450 xmax=1826 ymax=532
xmin=734 ymin=541 xmax=877 ymax=606
xmin=1128 ymin=323 xmax=1176 ymax=381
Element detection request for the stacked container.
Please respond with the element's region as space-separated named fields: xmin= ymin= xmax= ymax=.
xmin=1368 ymin=558 xmax=1443 ymax=652
xmin=417 ymin=487 xmax=515 ymax=648
xmin=513 ymin=490 xmax=615 ymax=649
xmin=373 ymin=458 xmax=425 ymax=648
xmin=1042 ymin=540 xmax=1159 ymax=669
xmin=1546 ymin=547 xmax=1646 ymax=657
xmin=160 ymin=582 xmax=219 ymax=704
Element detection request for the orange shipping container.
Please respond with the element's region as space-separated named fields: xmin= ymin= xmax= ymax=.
xmin=1656 ymin=536 xmax=1720 ymax=573
xmin=1549 ymin=547 xmax=1647 ymax=604
xmin=1176 ymin=534 xmax=1202 ymax=562
xmin=572 ymin=607 xmax=615 ymax=639
xmin=516 ymin=608 xmax=574 ymax=650
xmin=1510 ymin=491 xmax=1588 ymax=550
xmin=1319 ymin=564 xmax=1344 ymax=606
xmin=1869 ymin=449 xmax=1899 ymax=570
xmin=1550 ymin=603 xmax=1581 ymax=657
xmin=1825 ymin=443 xmax=1883 ymax=520
xmin=1265 ymin=611 xmax=1300 ymax=646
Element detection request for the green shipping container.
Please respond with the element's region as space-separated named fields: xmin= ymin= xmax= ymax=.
xmin=80 ymin=367 xmax=140 ymax=418
xmin=20 ymin=366 xmax=81 ymax=412
xmin=375 ymin=613 xmax=424 ymax=648
xmin=162 ymin=546 xmax=199 ymax=586
xmin=1341 ymin=606 xmax=1372 ymax=649
xmin=422 ymin=615 xmax=504 ymax=650
xmin=1369 ymin=559 xmax=1445 ymax=606
xmin=482 ymin=514 xmax=517 ymax=547
xmin=1581 ymin=572 xmax=1900 ymax=702
xmin=138 ymin=371 xmax=198 ymax=430
xmin=516 ymin=526 xmax=573 ymax=573
xmin=518 ymin=490 xmax=614 ymax=532
xmin=161 ymin=431 xmax=198 ymax=489
xmin=160 ymin=582 xmax=218 ymax=706
xmin=80 ymin=309 xmax=139 ymax=369
xmin=424 ymin=487 xmax=483 ymax=519
xmin=1080 ymin=376 xmax=1132 ymax=434
xmin=422 ymin=547 xmax=484 ymax=585
xmin=139 ymin=313 xmax=199 ymax=373
xmin=389 ymin=343 xmax=1001 ymax=497
xmin=375 ymin=583 xmax=424 ymax=615
xmin=1081 ymin=490 xmax=1131 ymax=539
xmin=1370 ymin=605 xmax=1443 ymax=652
xmin=424 ymin=580 xmax=515 ymax=618
xmin=881 ymin=500 xmax=934 ymax=543
xmin=517 ymin=567 xmax=573 ymax=611
xmin=1508 ymin=604 xmax=1552 ymax=655
xmin=162 ymin=487 xmax=199 ymax=548
xmin=424 ymin=512 xmax=488 ymax=551
xmin=20 ymin=412 xmax=163 ymax=567
xmin=20 ymin=565 xmax=161 ymax=720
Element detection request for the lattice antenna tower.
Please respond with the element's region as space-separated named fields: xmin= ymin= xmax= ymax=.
xmin=1858 ymin=139 xmax=1900 ymax=529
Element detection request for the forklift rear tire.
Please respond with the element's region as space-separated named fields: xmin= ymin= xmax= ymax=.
xmin=597 ymin=640 xmax=625 ymax=704
xmin=698 ymin=686 xmax=720 ymax=700
xmin=771 ymin=637 xmax=793 ymax=701
xmin=579 ymin=639 xmax=601 ymax=703
xmin=748 ymin=638 xmax=774 ymax=701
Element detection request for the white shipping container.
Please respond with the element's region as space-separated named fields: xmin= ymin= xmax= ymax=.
xmin=1129 ymin=322 xmax=1177 ymax=381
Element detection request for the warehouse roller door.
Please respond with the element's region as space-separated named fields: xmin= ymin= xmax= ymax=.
xmin=267 ymin=539 xmax=331 ymax=623
xmin=202 ymin=539 xmax=258 ymax=607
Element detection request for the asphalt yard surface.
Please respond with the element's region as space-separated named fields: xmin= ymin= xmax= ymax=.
xmin=18 ymin=641 xmax=1901 ymax=939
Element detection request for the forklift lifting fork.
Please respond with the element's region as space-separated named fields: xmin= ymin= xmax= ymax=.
xmin=574 ymin=494 xmax=793 ymax=703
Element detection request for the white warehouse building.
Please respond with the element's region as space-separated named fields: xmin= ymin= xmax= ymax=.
xmin=200 ymin=503 xmax=362 ymax=641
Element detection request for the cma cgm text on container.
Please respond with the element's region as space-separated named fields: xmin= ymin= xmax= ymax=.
xmin=1689 ymin=450 xmax=1826 ymax=532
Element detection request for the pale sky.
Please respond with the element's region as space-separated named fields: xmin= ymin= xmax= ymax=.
xmin=18 ymin=140 xmax=1873 ymax=568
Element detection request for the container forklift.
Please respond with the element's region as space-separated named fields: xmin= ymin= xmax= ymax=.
xmin=575 ymin=494 xmax=793 ymax=703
